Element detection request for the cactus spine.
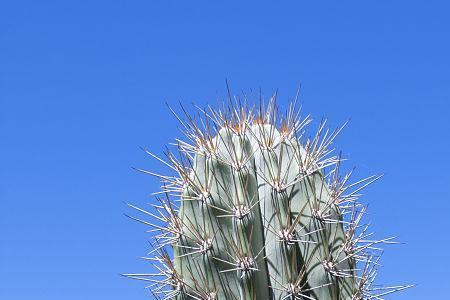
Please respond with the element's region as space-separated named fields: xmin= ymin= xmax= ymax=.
xmin=125 ymin=93 xmax=410 ymax=300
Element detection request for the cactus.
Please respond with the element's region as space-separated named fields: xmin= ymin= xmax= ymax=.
xmin=124 ymin=92 xmax=411 ymax=300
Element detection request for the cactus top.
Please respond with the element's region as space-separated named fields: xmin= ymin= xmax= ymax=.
xmin=125 ymin=97 xmax=410 ymax=300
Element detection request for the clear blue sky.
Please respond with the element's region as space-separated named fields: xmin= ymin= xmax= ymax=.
xmin=1 ymin=1 xmax=449 ymax=299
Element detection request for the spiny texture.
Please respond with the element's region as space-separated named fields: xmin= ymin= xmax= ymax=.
xmin=125 ymin=95 xmax=410 ymax=300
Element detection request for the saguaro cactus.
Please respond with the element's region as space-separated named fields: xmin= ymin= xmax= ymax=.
xmin=125 ymin=93 xmax=410 ymax=300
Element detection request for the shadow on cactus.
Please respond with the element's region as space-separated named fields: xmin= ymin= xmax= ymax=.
xmin=124 ymin=90 xmax=411 ymax=300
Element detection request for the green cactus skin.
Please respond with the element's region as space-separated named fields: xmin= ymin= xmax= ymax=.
xmin=124 ymin=97 xmax=411 ymax=300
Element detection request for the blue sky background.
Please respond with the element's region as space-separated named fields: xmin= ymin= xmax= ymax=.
xmin=1 ymin=1 xmax=449 ymax=299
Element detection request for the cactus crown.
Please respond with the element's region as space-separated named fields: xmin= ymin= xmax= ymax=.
xmin=125 ymin=91 xmax=410 ymax=300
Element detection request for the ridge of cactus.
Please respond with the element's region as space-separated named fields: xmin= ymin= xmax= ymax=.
xmin=124 ymin=91 xmax=412 ymax=300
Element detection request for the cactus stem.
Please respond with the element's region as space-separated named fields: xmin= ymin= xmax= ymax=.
xmin=127 ymin=96 xmax=411 ymax=300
